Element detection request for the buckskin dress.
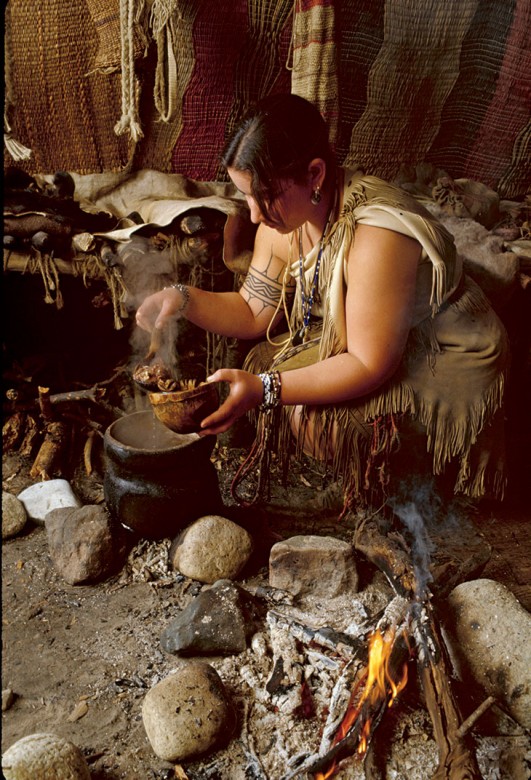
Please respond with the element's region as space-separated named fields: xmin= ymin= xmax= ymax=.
xmin=236 ymin=168 xmax=509 ymax=508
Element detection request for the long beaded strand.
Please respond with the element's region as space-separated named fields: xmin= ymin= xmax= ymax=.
xmin=294 ymin=205 xmax=334 ymax=345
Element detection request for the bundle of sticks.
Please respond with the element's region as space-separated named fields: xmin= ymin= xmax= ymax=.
xmin=260 ymin=517 xmax=492 ymax=780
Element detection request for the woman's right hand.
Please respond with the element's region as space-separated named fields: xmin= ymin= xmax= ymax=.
xmin=199 ymin=368 xmax=264 ymax=435
xmin=135 ymin=287 xmax=187 ymax=333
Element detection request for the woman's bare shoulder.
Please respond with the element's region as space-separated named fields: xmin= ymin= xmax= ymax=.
xmin=350 ymin=222 xmax=421 ymax=261
xmin=253 ymin=223 xmax=292 ymax=263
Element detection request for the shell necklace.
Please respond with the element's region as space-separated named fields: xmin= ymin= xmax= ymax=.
xmin=293 ymin=202 xmax=335 ymax=346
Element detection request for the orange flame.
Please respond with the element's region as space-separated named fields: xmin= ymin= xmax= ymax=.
xmin=316 ymin=627 xmax=408 ymax=779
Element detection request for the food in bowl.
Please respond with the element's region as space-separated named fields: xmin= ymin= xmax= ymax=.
xmin=132 ymin=362 xmax=178 ymax=392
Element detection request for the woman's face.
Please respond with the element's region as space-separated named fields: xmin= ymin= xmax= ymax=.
xmin=227 ymin=167 xmax=311 ymax=233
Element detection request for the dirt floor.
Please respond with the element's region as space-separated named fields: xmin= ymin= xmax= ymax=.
xmin=2 ymin=430 xmax=530 ymax=779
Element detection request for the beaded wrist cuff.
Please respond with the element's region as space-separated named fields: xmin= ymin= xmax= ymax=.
xmin=164 ymin=283 xmax=190 ymax=317
xmin=258 ymin=371 xmax=282 ymax=412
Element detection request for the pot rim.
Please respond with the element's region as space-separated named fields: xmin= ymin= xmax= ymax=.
xmin=104 ymin=410 xmax=204 ymax=453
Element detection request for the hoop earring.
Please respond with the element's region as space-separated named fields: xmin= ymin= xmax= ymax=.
xmin=310 ymin=186 xmax=321 ymax=205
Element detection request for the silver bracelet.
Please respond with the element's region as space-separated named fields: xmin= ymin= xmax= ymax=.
xmin=258 ymin=371 xmax=282 ymax=412
xmin=164 ymin=283 xmax=190 ymax=317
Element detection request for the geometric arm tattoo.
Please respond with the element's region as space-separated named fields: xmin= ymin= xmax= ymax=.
xmin=240 ymin=253 xmax=294 ymax=316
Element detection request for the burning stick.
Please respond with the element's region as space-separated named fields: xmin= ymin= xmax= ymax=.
xmin=411 ymin=599 xmax=482 ymax=779
xmin=304 ymin=625 xmax=411 ymax=778
xmin=355 ymin=515 xmax=482 ymax=779
xmin=318 ymin=658 xmax=361 ymax=755
xmin=283 ymin=612 xmax=411 ymax=779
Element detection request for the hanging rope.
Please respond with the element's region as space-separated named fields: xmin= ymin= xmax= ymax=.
xmin=150 ymin=0 xmax=180 ymax=122
xmin=114 ymin=0 xmax=145 ymax=142
xmin=285 ymin=0 xmax=302 ymax=72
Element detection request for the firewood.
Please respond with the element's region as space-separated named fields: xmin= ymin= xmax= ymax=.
xmin=37 ymin=386 xmax=53 ymax=422
xmin=29 ymin=420 xmax=69 ymax=479
xmin=412 ymin=601 xmax=481 ymax=780
xmin=19 ymin=414 xmax=40 ymax=458
xmin=301 ymin=630 xmax=411 ymax=777
xmin=46 ymin=387 xmax=107 ymax=405
xmin=265 ymin=612 xmax=305 ymax=714
xmin=420 ymin=669 xmax=481 ymax=779
xmin=244 ymin=583 xmax=294 ymax=606
xmin=2 ymin=412 xmax=26 ymax=452
xmin=267 ymin=610 xmax=365 ymax=658
xmin=83 ymin=430 xmax=96 ymax=476
xmin=240 ymin=700 xmax=269 ymax=780
xmin=354 ymin=517 xmax=482 ymax=778
xmin=319 ymin=658 xmax=363 ymax=755
xmin=38 ymin=386 xmax=122 ymax=419
xmin=354 ymin=519 xmax=418 ymax=595
xmin=455 ymin=696 xmax=496 ymax=739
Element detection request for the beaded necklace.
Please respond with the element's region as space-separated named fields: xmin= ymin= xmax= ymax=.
xmin=293 ymin=202 xmax=335 ymax=346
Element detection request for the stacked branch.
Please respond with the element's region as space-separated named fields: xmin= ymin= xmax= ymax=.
xmin=354 ymin=517 xmax=482 ymax=780
xmin=3 ymin=374 xmax=126 ymax=479
xmin=411 ymin=600 xmax=482 ymax=780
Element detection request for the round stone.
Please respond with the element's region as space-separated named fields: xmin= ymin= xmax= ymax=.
xmin=171 ymin=515 xmax=253 ymax=583
xmin=2 ymin=732 xmax=91 ymax=779
xmin=446 ymin=578 xmax=531 ymax=730
xmin=17 ymin=480 xmax=82 ymax=525
xmin=2 ymin=492 xmax=27 ymax=539
xmin=142 ymin=661 xmax=236 ymax=761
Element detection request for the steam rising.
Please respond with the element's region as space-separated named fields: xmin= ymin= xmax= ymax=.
xmin=116 ymin=236 xmax=180 ymax=372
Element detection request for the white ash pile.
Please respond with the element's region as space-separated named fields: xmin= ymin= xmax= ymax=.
xmin=131 ymin=529 xmax=530 ymax=779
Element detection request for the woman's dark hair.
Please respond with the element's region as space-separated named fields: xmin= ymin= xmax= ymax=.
xmin=221 ymin=93 xmax=336 ymax=219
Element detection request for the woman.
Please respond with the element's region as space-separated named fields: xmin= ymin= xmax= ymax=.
xmin=136 ymin=93 xmax=508 ymax=509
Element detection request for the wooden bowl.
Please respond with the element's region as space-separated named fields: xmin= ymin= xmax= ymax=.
xmin=148 ymin=382 xmax=219 ymax=434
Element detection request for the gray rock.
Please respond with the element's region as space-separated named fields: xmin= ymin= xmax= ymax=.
xmin=17 ymin=479 xmax=81 ymax=525
xmin=142 ymin=661 xmax=236 ymax=762
xmin=2 ymin=492 xmax=27 ymax=539
xmin=2 ymin=732 xmax=90 ymax=779
xmin=269 ymin=535 xmax=359 ymax=599
xmin=445 ymin=579 xmax=531 ymax=729
xmin=2 ymin=689 xmax=15 ymax=712
xmin=161 ymin=579 xmax=264 ymax=656
xmin=170 ymin=514 xmax=253 ymax=584
xmin=46 ymin=505 xmax=123 ymax=585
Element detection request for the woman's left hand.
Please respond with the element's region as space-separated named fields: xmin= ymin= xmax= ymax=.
xmin=198 ymin=369 xmax=264 ymax=435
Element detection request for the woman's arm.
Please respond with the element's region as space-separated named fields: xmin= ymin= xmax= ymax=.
xmin=201 ymin=224 xmax=420 ymax=433
xmin=135 ymin=224 xmax=293 ymax=340
xmin=279 ymin=223 xmax=420 ymax=403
